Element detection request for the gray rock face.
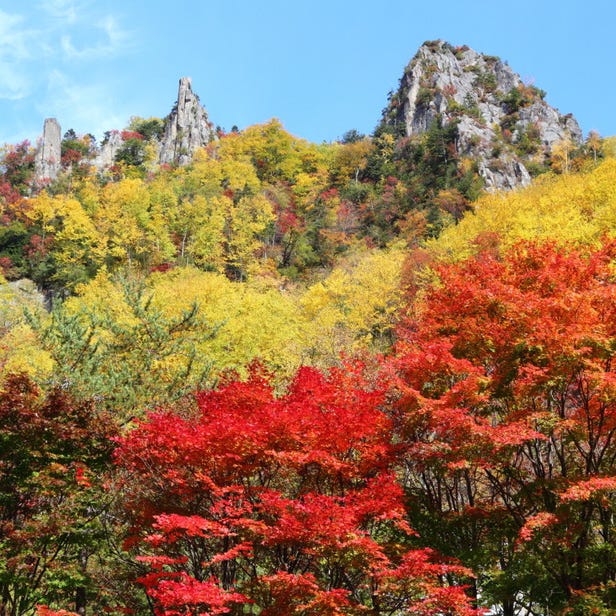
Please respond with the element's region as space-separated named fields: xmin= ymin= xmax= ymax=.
xmin=29 ymin=77 xmax=215 ymax=183
xmin=159 ymin=77 xmax=215 ymax=166
xmin=92 ymin=130 xmax=124 ymax=170
xmin=385 ymin=41 xmax=582 ymax=191
xmin=34 ymin=118 xmax=62 ymax=181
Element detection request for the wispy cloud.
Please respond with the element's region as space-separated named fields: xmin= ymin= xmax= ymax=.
xmin=38 ymin=0 xmax=82 ymax=24
xmin=60 ymin=14 xmax=132 ymax=61
xmin=99 ymin=15 xmax=130 ymax=49
xmin=0 ymin=10 xmax=36 ymax=99
xmin=0 ymin=3 xmax=135 ymax=143
xmin=0 ymin=11 xmax=32 ymax=59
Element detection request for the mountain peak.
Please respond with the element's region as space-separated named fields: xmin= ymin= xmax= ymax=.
xmin=383 ymin=41 xmax=582 ymax=190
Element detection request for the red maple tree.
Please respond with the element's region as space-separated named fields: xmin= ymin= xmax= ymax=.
xmin=115 ymin=364 xmax=480 ymax=615
xmin=390 ymin=240 xmax=616 ymax=614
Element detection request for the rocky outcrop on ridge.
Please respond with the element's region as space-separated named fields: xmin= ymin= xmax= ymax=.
xmin=34 ymin=118 xmax=62 ymax=182
xmin=93 ymin=130 xmax=124 ymax=171
xmin=158 ymin=77 xmax=215 ymax=166
xmin=33 ymin=77 xmax=215 ymax=178
xmin=383 ymin=40 xmax=583 ymax=190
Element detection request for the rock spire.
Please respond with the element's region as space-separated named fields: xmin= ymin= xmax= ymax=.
xmin=158 ymin=77 xmax=215 ymax=166
xmin=34 ymin=118 xmax=62 ymax=182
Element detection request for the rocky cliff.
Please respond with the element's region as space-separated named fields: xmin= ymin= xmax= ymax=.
xmin=383 ymin=40 xmax=582 ymax=190
xmin=158 ymin=77 xmax=215 ymax=166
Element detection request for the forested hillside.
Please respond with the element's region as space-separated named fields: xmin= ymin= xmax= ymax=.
xmin=0 ymin=42 xmax=615 ymax=616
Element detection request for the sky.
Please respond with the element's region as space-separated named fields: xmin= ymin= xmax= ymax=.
xmin=0 ymin=0 xmax=614 ymax=147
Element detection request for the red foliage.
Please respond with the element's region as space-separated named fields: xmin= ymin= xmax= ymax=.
xmin=36 ymin=606 xmax=80 ymax=616
xmin=277 ymin=206 xmax=302 ymax=234
xmin=0 ymin=255 xmax=16 ymax=277
xmin=559 ymin=477 xmax=616 ymax=503
xmin=150 ymin=262 xmax=174 ymax=273
xmin=0 ymin=140 xmax=35 ymax=195
xmin=120 ymin=130 xmax=144 ymax=141
xmin=138 ymin=573 xmax=246 ymax=615
xmin=0 ymin=180 xmax=22 ymax=204
xmin=319 ymin=187 xmax=339 ymax=202
xmin=60 ymin=148 xmax=84 ymax=168
xmin=389 ymin=239 xmax=616 ymax=607
xmin=26 ymin=233 xmax=54 ymax=259
xmin=115 ymin=364 xmax=480 ymax=615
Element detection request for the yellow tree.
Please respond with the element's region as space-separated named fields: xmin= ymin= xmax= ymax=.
xmin=551 ymin=136 xmax=575 ymax=173
xmin=18 ymin=192 xmax=105 ymax=290
xmin=140 ymin=267 xmax=306 ymax=379
xmin=224 ymin=193 xmax=275 ymax=278
xmin=300 ymin=245 xmax=407 ymax=363
xmin=0 ymin=277 xmax=53 ymax=381
xmin=586 ymin=130 xmax=602 ymax=162
xmin=430 ymin=158 xmax=616 ymax=263
xmin=93 ymin=178 xmax=175 ymax=268
xmin=329 ymin=138 xmax=374 ymax=185
xmin=38 ymin=269 xmax=213 ymax=413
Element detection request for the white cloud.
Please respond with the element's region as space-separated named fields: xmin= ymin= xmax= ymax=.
xmin=98 ymin=14 xmax=130 ymax=48
xmin=0 ymin=10 xmax=36 ymax=99
xmin=0 ymin=63 xmax=31 ymax=100
xmin=0 ymin=10 xmax=32 ymax=60
xmin=0 ymin=4 xmax=134 ymax=141
xmin=38 ymin=0 xmax=82 ymax=24
xmin=58 ymin=12 xmax=132 ymax=61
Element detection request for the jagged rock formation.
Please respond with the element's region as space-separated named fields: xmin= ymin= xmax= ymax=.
xmin=33 ymin=77 xmax=214 ymax=178
xmin=158 ymin=77 xmax=215 ymax=166
xmin=383 ymin=40 xmax=582 ymax=191
xmin=93 ymin=130 xmax=124 ymax=170
xmin=34 ymin=118 xmax=62 ymax=181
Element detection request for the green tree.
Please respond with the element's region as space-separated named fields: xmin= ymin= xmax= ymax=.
xmin=30 ymin=271 xmax=216 ymax=415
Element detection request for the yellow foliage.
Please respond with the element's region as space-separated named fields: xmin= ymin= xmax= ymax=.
xmin=0 ymin=279 xmax=53 ymax=381
xmin=67 ymin=269 xmax=138 ymax=330
xmin=300 ymin=245 xmax=407 ymax=363
xmin=550 ymin=137 xmax=575 ymax=173
xmin=603 ymin=136 xmax=616 ymax=158
xmin=74 ymin=178 xmax=102 ymax=216
xmin=20 ymin=192 xmax=106 ymax=266
xmin=95 ymin=178 xmax=175 ymax=266
xmin=148 ymin=267 xmax=304 ymax=378
xmin=1 ymin=323 xmax=54 ymax=379
xmin=186 ymin=195 xmax=226 ymax=271
xmin=329 ymin=139 xmax=374 ymax=184
xmin=219 ymin=157 xmax=261 ymax=194
xmin=430 ymin=158 xmax=616 ymax=262
xmin=225 ymin=193 xmax=275 ymax=277
xmin=60 ymin=249 xmax=408 ymax=391
xmin=216 ymin=119 xmax=329 ymax=184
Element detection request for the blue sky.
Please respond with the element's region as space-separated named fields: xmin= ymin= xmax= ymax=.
xmin=0 ymin=0 xmax=613 ymax=146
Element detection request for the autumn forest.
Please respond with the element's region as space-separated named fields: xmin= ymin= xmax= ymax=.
xmin=1 ymin=56 xmax=616 ymax=616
